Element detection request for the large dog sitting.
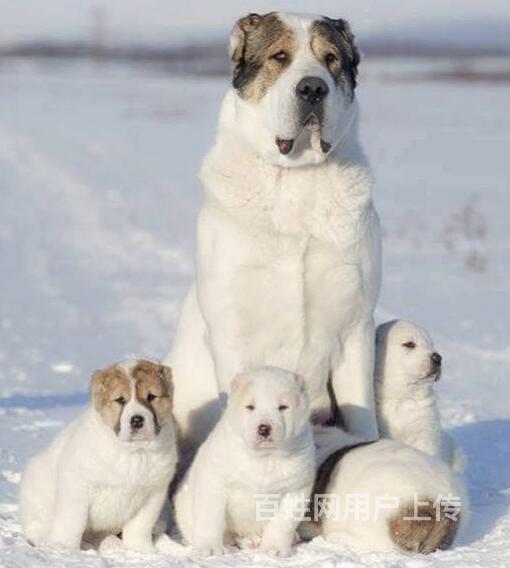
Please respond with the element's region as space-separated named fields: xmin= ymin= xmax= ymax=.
xmin=166 ymin=12 xmax=381 ymax=444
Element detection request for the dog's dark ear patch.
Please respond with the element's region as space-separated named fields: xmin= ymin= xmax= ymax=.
xmin=230 ymin=13 xmax=262 ymax=63
xmin=312 ymin=17 xmax=360 ymax=96
xmin=229 ymin=12 xmax=294 ymax=100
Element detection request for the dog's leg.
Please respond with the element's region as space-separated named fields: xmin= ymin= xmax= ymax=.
xmin=122 ymin=487 xmax=168 ymax=552
xmin=260 ymin=489 xmax=311 ymax=557
xmin=191 ymin=473 xmax=227 ymax=556
xmin=48 ymin=475 xmax=88 ymax=549
xmin=331 ymin=320 xmax=378 ymax=439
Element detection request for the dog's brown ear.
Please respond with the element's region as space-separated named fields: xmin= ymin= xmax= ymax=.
xmin=230 ymin=371 xmax=251 ymax=394
xmin=229 ymin=13 xmax=262 ymax=62
xmin=158 ymin=364 xmax=174 ymax=399
xmin=90 ymin=368 xmax=110 ymax=410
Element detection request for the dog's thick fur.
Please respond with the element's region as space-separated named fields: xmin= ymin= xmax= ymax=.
xmin=19 ymin=359 xmax=178 ymax=552
xmin=375 ymin=320 xmax=465 ymax=472
xmin=173 ymin=367 xmax=315 ymax=557
xmin=303 ymin=426 xmax=466 ymax=553
xmin=165 ymin=11 xmax=381 ymax=445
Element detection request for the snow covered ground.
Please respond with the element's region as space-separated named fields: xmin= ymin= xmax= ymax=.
xmin=0 ymin=57 xmax=509 ymax=566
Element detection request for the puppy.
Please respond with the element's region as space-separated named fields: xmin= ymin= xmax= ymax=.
xmin=375 ymin=320 xmax=465 ymax=472
xmin=303 ymin=426 xmax=467 ymax=553
xmin=173 ymin=367 xmax=315 ymax=557
xmin=19 ymin=359 xmax=178 ymax=552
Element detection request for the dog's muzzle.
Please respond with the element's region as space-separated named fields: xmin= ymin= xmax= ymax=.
xmin=275 ymin=76 xmax=332 ymax=156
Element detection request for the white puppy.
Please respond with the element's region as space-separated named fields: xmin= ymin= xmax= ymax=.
xmin=173 ymin=367 xmax=315 ymax=557
xmin=303 ymin=426 xmax=467 ymax=553
xmin=375 ymin=320 xmax=465 ymax=472
xmin=19 ymin=359 xmax=178 ymax=552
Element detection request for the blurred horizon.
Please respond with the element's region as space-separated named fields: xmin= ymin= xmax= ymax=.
xmin=1 ymin=0 xmax=510 ymax=54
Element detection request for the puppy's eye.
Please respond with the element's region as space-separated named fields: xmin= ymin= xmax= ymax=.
xmin=147 ymin=393 xmax=156 ymax=403
xmin=114 ymin=396 xmax=126 ymax=405
xmin=245 ymin=404 xmax=255 ymax=411
xmin=271 ymin=50 xmax=289 ymax=63
xmin=402 ymin=341 xmax=416 ymax=349
xmin=278 ymin=404 xmax=289 ymax=411
xmin=325 ymin=52 xmax=338 ymax=66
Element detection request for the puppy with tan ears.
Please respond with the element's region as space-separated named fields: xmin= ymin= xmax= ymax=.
xmin=375 ymin=320 xmax=465 ymax=472
xmin=19 ymin=359 xmax=178 ymax=552
xmin=173 ymin=367 xmax=316 ymax=558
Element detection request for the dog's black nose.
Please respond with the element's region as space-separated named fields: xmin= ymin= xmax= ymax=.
xmin=296 ymin=77 xmax=329 ymax=105
xmin=257 ymin=424 xmax=272 ymax=438
xmin=431 ymin=352 xmax=442 ymax=366
xmin=130 ymin=415 xmax=145 ymax=430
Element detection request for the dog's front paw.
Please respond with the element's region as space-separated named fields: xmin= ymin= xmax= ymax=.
xmin=98 ymin=535 xmax=123 ymax=553
xmin=234 ymin=534 xmax=262 ymax=550
xmin=260 ymin=535 xmax=293 ymax=558
xmin=122 ymin=538 xmax=154 ymax=554
xmin=192 ymin=542 xmax=227 ymax=556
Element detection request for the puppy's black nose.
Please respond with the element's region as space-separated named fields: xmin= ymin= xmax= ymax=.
xmin=257 ymin=424 xmax=272 ymax=438
xmin=130 ymin=415 xmax=145 ymax=430
xmin=431 ymin=352 xmax=442 ymax=366
xmin=296 ymin=77 xmax=329 ymax=105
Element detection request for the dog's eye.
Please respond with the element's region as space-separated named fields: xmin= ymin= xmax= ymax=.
xmin=147 ymin=393 xmax=156 ymax=403
xmin=325 ymin=52 xmax=338 ymax=66
xmin=114 ymin=396 xmax=126 ymax=405
xmin=278 ymin=404 xmax=289 ymax=411
xmin=402 ymin=341 xmax=416 ymax=349
xmin=271 ymin=50 xmax=289 ymax=63
xmin=245 ymin=404 xmax=255 ymax=411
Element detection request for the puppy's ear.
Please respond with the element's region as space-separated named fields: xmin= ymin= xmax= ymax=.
xmin=229 ymin=13 xmax=262 ymax=63
xmin=230 ymin=372 xmax=251 ymax=394
xmin=90 ymin=368 xmax=110 ymax=410
xmin=158 ymin=364 xmax=174 ymax=401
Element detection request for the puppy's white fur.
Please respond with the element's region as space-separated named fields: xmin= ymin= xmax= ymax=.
xmin=306 ymin=426 xmax=467 ymax=552
xmin=19 ymin=359 xmax=178 ymax=552
xmin=166 ymin=12 xmax=381 ymax=445
xmin=375 ymin=320 xmax=465 ymax=472
xmin=173 ymin=367 xmax=315 ymax=557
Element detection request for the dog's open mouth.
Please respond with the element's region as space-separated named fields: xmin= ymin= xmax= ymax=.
xmin=275 ymin=113 xmax=332 ymax=156
xmin=275 ymin=137 xmax=294 ymax=155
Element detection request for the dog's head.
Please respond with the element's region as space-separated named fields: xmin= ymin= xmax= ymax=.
xmin=91 ymin=359 xmax=174 ymax=442
xmin=226 ymin=366 xmax=311 ymax=451
xmin=227 ymin=12 xmax=360 ymax=166
xmin=375 ymin=320 xmax=443 ymax=389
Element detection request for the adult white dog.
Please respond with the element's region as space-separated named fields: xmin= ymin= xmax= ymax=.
xmin=173 ymin=367 xmax=315 ymax=557
xmin=375 ymin=320 xmax=465 ymax=472
xmin=19 ymin=359 xmax=177 ymax=552
xmin=166 ymin=11 xmax=381 ymax=444
xmin=302 ymin=426 xmax=467 ymax=553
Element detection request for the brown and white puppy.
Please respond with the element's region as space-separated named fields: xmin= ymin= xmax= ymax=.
xmin=19 ymin=359 xmax=178 ymax=553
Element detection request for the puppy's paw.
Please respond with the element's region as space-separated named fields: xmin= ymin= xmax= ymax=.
xmin=154 ymin=534 xmax=188 ymax=556
xmin=122 ymin=538 xmax=155 ymax=554
xmin=192 ymin=542 xmax=227 ymax=557
xmin=234 ymin=534 xmax=262 ymax=550
xmin=98 ymin=535 xmax=123 ymax=554
xmin=260 ymin=535 xmax=293 ymax=558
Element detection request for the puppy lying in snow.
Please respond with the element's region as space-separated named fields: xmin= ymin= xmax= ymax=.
xmin=302 ymin=426 xmax=467 ymax=553
xmin=20 ymin=359 xmax=178 ymax=552
xmin=173 ymin=367 xmax=315 ymax=557
xmin=375 ymin=320 xmax=465 ymax=473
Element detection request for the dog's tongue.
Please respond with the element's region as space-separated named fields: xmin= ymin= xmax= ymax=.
xmin=276 ymin=137 xmax=294 ymax=155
